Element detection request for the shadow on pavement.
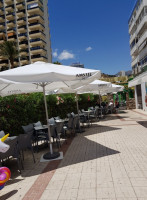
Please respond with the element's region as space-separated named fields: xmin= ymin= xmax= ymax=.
xmin=137 ymin=121 xmax=147 ymax=128
xmin=0 ymin=190 xmax=18 ymax=200
xmin=1 ymin=124 xmax=121 ymax=179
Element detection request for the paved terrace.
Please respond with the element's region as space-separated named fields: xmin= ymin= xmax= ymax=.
xmin=1 ymin=109 xmax=147 ymax=200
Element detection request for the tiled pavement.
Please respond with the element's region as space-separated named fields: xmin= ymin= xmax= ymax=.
xmin=1 ymin=109 xmax=147 ymax=199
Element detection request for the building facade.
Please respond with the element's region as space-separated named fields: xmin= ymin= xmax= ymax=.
xmin=128 ymin=0 xmax=147 ymax=75
xmin=0 ymin=0 xmax=52 ymax=69
xmin=71 ymin=62 xmax=84 ymax=68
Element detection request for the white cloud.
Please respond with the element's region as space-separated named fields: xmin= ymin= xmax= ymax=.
xmin=53 ymin=49 xmax=58 ymax=58
xmin=58 ymin=50 xmax=74 ymax=60
xmin=85 ymin=46 xmax=92 ymax=51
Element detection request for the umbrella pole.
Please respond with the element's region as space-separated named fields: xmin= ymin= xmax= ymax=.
xmin=42 ymin=84 xmax=60 ymax=160
xmin=99 ymin=90 xmax=102 ymax=117
xmin=76 ymin=92 xmax=82 ymax=133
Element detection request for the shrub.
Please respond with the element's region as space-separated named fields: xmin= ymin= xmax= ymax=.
xmin=0 ymin=93 xmax=98 ymax=136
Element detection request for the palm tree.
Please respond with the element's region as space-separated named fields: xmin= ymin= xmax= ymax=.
xmin=0 ymin=41 xmax=19 ymax=69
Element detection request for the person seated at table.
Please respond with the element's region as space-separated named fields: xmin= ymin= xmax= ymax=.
xmin=108 ymin=99 xmax=114 ymax=114
xmin=101 ymin=101 xmax=106 ymax=108
xmin=95 ymin=99 xmax=100 ymax=107
xmin=115 ymin=98 xmax=119 ymax=109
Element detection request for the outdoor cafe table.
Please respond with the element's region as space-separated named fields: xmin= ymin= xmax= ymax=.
xmin=82 ymin=110 xmax=94 ymax=127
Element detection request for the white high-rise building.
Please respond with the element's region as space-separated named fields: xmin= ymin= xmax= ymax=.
xmin=0 ymin=0 xmax=52 ymax=69
xmin=128 ymin=0 xmax=147 ymax=75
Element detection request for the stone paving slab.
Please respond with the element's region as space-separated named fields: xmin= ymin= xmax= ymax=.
xmin=1 ymin=109 xmax=147 ymax=199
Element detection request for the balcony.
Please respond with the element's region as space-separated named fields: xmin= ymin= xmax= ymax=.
xmin=20 ymin=57 xmax=29 ymax=65
xmin=16 ymin=2 xmax=25 ymax=9
xmin=0 ymin=1 xmax=3 ymax=7
xmin=7 ymin=34 xmax=17 ymax=42
xmin=6 ymin=12 xmax=15 ymax=20
xmin=31 ymin=54 xmax=47 ymax=62
xmin=18 ymin=33 xmax=27 ymax=40
xmin=0 ymin=22 xmax=5 ymax=29
xmin=29 ymin=22 xmax=45 ymax=30
xmin=20 ymin=49 xmax=29 ymax=56
xmin=131 ymin=43 xmax=138 ymax=57
xmin=0 ymin=39 xmax=5 ymax=44
xmin=0 ymin=8 xmax=4 ymax=15
xmin=0 ymin=60 xmax=8 ymax=67
xmin=5 ymin=0 xmax=13 ymax=5
xmin=28 ymin=14 xmax=44 ymax=24
xmin=17 ymin=17 xmax=26 ymax=25
xmin=0 ymin=31 xmax=5 ymax=36
xmin=27 ymin=6 xmax=44 ymax=16
xmin=5 ymin=4 xmax=14 ymax=12
xmin=17 ymin=25 xmax=27 ymax=33
xmin=29 ymin=30 xmax=45 ymax=39
xmin=7 ymin=20 xmax=15 ymax=28
xmin=7 ymin=29 xmax=15 ymax=34
xmin=30 ymin=46 xmax=47 ymax=54
xmin=0 ymin=15 xmax=5 ymax=22
xmin=27 ymin=0 xmax=43 ymax=5
xmin=19 ymin=40 xmax=28 ymax=49
xmin=17 ymin=9 xmax=25 ymax=18
xmin=129 ymin=2 xmax=144 ymax=34
xmin=30 ymin=38 xmax=46 ymax=47
xmin=21 ymin=60 xmax=29 ymax=66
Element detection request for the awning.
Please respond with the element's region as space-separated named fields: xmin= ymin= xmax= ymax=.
xmin=128 ymin=71 xmax=147 ymax=87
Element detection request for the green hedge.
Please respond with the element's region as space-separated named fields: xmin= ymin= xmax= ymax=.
xmin=0 ymin=93 xmax=98 ymax=136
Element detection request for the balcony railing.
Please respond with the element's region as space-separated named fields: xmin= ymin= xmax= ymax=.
xmin=5 ymin=5 xmax=14 ymax=9
xmin=6 ymin=12 xmax=15 ymax=16
xmin=30 ymin=38 xmax=46 ymax=43
xmin=21 ymin=49 xmax=29 ymax=53
xmin=29 ymin=22 xmax=45 ymax=28
xmin=8 ymin=35 xmax=16 ymax=39
xmin=0 ymin=15 xmax=5 ymax=19
xmin=27 ymin=6 xmax=44 ymax=13
xmin=29 ymin=30 xmax=45 ymax=36
xmin=18 ymin=33 xmax=27 ymax=37
xmin=7 ymin=20 xmax=15 ymax=24
xmin=19 ymin=40 xmax=28 ymax=45
xmin=17 ymin=17 xmax=26 ymax=21
xmin=30 ymin=46 xmax=46 ymax=51
xmin=31 ymin=54 xmax=47 ymax=59
xmin=28 ymin=14 xmax=44 ymax=20
xmin=20 ymin=57 xmax=29 ymax=61
xmin=16 ymin=2 xmax=25 ymax=6
xmin=0 ymin=8 xmax=4 ymax=11
xmin=0 ymin=22 xmax=5 ymax=26
xmin=0 ymin=30 xmax=5 ymax=34
xmin=27 ymin=0 xmax=43 ymax=5
xmin=18 ymin=25 xmax=26 ymax=29
xmin=17 ymin=9 xmax=25 ymax=14
xmin=7 ymin=27 xmax=16 ymax=31
xmin=0 ymin=60 xmax=8 ymax=64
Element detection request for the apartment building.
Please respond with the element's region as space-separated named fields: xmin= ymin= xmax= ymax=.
xmin=128 ymin=0 xmax=147 ymax=74
xmin=0 ymin=0 xmax=52 ymax=69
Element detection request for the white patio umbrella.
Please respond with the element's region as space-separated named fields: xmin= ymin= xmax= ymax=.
xmin=101 ymin=84 xmax=124 ymax=95
xmin=0 ymin=61 xmax=101 ymax=160
xmin=76 ymin=80 xmax=112 ymax=105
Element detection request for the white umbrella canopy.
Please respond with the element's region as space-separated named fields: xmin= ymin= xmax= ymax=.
xmin=0 ymin=62 xmax=101 ymax=160
xmin=101 ymin=84 xmax=124 ymax=95
xmin=0 ymin=61 xmax=100 ymax=85
xmin=76 ymin=80 xmax=112 ymax=93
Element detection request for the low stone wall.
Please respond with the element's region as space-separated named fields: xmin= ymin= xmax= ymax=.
xmin=126 ymin=98 xmax=136 ymax=110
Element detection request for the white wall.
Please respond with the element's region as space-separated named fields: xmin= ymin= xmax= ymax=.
xmin=135 ymin=86 xmax=138 ymax=109
xmin=141 ymin=82 xmax=147 ymax=111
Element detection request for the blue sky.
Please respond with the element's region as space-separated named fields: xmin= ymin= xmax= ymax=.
xmin=48 ymin=0 xmax=136 ymax=75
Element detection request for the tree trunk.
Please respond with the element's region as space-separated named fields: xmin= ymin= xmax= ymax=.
xmin=10 ymin=58 xmax=14 ymax=69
